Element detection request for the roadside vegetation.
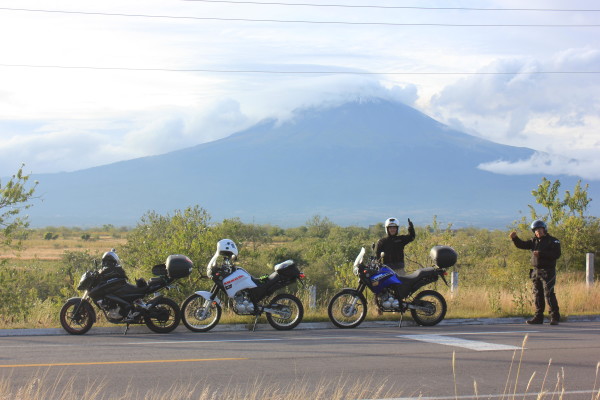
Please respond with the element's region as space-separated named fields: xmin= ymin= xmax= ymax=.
xmin=0 ymin=174 xmax=598 ymax=329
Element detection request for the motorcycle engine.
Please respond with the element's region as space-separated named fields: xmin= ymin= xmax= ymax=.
xmin=378 ymin=290 xmax=400 ymax=311
xmin=233 ymin=292 xmax=255 ymax=315
xmin=98 ymin=299 xmax=122 ymax=319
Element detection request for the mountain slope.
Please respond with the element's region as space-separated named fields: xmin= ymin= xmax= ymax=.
xmin=27 ymin=99 xmax=593 ymax=228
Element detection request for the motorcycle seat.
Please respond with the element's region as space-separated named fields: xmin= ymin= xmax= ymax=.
xmin=116 ymin=282 xmax=147 ymax=296
xmin=395 ymin=267 xmax=436 ymax=283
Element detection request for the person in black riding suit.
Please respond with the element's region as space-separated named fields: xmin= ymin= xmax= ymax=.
xmin=98 ymin=249 xmax=139 ymax=321
xmin=98 ymin=249 xmax=127 ymax=280
xmin=510 ymin=220 xmax=562 ymax=325
xmin=375 ymin=217 xmax=416 ymax=274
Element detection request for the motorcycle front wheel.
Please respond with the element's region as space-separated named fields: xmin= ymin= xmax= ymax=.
xmin=266 ymin=293 xmax=304 ymax=331
xmin=145 ymin=297 xmax=180 ymax=333
xmin=327 ymin=290 xmax=367 ymax=329
xmin=181 ymin=294 xmax=222 ymax=332
xmin=409 ymin=290 xmax=447 ymax=326
xmin=60 ymin=299 xmax=95 ymax=335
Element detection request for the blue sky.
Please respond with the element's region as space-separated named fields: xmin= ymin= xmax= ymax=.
xmin=0 ymin=0 xmax=598 ymax=179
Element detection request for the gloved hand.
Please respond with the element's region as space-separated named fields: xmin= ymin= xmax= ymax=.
xmin=408 ymin=218 xmax=413 ymax=227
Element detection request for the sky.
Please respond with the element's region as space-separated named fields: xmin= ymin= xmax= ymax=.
xmin=0 ymin=0 xmax=599 ymax=180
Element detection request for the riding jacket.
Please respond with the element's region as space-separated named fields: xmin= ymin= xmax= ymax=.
xmin=375 ymin=223 xmax=416 ymax=264
xmin=511 ymin=233 xmax=561 ymax=269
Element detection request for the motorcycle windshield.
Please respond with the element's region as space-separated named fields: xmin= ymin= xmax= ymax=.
xmin=206 ymin=251 xmax=219 ymax=276
xmin=353 ymin=247 xmax=366 ymax=268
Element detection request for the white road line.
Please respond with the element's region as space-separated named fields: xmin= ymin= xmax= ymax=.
xmin=440 ymin=330 xmax=538 ymax=335
xmin=398 ymin=334 xmax=521 ymax=351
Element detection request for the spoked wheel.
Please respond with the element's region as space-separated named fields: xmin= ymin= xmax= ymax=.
xmin=181 ymin=294 xmax=222 ymax=332
xmin=410 ymin=290 xmax=447 ymax=326
xmin=327 ymin=290 xmax=367 ymax=329
xmin=266 ymin=293 xmax=304 ymax=331
xmin=60 ymin=299 xmax=95 ymax=335
xmin=145 ymin=297 xmax=180 ymax=333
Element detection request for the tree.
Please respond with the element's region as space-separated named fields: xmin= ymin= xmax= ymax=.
xmin=305 ymin=215 xmax=334 ymax=238
xmin=0 ymin=165 xmax=38 ymax=251
xmin=529 ymin=178 xmax=592 ymax=225
xmin=121 ymin=205 xmax=217 ymax=282
xmin=528 ymin=178 xmax=599 ymax=270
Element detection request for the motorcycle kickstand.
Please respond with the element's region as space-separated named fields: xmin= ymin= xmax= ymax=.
xmin=123 ymin=323 xmax=130 ymax=335
xmin=251 ymin=314 xmax=260 ymax=332
xmin=398 ymin=312 xmax=404 ymax=328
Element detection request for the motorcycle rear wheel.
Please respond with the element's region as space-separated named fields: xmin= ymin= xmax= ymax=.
xmin=60 ymin=299 xmax=95 ymax=335
xmin=145 ymin=297 xmax=180 ymax=333
xmin=409 ymin=290 xmax=447 ymax=326
xmin=181 ymin=294 xmax=222 ymax=332
xmin=327 ymin=290 xmax=367 ymax=329
xmin=266 ymin=293 xmax=303 ymax=330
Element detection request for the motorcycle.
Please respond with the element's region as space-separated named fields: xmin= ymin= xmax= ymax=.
xmin=181 ymin=239 xmax=305 ymax=332
xmin=327 ymin=245 xmax=457 ymax=328
xmin=60 ymin=250 xmax=193 ymax=335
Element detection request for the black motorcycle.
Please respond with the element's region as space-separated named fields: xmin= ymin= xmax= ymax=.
xmin=328 ymin=245 xmax=457 ymax=328
xmin=181 ymin=239 xmax=305 ymax=332
xmin=60 ymin=252 xmax=193 ymax=335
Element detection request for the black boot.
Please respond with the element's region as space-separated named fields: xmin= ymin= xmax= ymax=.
xmin=550 ymin=315 xmax=560 ymax=325
xmin=526 ymin=315 xmax=544 ymax=324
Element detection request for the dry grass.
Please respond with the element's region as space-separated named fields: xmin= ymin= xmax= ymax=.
xmin=1 ymin=341 xmax=599 ymax=400
xmin=0 ymin=236 xmax=126 ymax=261
xmin=443 ymin=280 xmax=600 ymax=319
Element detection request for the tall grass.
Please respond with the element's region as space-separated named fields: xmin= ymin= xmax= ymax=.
xmin=444 ymin=279 xmax=600 ymax=319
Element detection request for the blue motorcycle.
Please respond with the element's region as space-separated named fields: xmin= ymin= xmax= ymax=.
xmin=327 ymin=245 xmax=456 ymax=328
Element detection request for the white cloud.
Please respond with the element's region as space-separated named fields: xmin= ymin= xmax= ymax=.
xmin=428 ymin=47 xmax=600 ymax=178
xmin=0 ymin=0 xmax=599 ymax=182
xmin=478 ymin=152 xmax=600 ymax=181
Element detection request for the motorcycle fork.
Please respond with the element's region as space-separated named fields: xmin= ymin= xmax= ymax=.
xmin=349 ymin=283 xmax=366 ymax=311
xmin=72 ymin=291 xmax=90 ymax=320
xmin=200 ymin=285 xmax=220 ymax=320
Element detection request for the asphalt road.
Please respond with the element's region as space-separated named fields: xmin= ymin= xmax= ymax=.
xmin=1 ymin=321 xmax=599 ymax=399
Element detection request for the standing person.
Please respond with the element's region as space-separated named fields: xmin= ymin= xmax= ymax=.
xmin=510 ymin=220 xmax=562 ymax=325
xmin=375 ymin=217 xmax=416 ymax=274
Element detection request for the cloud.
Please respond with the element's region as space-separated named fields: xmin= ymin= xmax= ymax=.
xmin=478 ymin=152 xmax=600 ymax=181
xmin=0 ymin=76 xmax=415 ymax=176
xmin=427 ymin=48 xmax=600 ymax=180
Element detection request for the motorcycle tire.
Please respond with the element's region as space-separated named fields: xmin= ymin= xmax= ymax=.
xmin=181 ymin=294 xmax=222 ymax=332
xmin=409 ymin=290 xmax=447 ymax=326
xmin=266 ymin=293 xmax=304 ymax=331
xmin=327 ymin=290 xmax=367 ymax=329
xmin=144 ymin=297 xmax=181 ymax=333
xmin=60 ymin=299 xmax=95 ymax=335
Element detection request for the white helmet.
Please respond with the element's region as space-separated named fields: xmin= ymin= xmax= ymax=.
xmin=216 ymin=239 xmax=238 ymax=257
xmin=384 ymin=218 xmax=400 ymax=234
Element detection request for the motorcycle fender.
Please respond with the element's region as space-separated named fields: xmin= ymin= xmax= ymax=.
xmin=146 ymin=294 xmax=164 ymax=307
xmin=195 ymin=290 xmax=221 ymax=305
xmin=65 ymin=297 xmax=97 ymax=323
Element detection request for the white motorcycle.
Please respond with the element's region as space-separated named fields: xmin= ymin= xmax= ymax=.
xmin=181 ymin=239 xmax=305 ymax=332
